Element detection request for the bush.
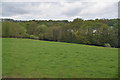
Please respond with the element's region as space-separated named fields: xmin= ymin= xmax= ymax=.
xmin=29 ymin=35 xmax=39 ymax=40
xmin=24 ymin=34 xmax=30 ymax=38
xmin=104 ymin=43 xmax=111 ymax=47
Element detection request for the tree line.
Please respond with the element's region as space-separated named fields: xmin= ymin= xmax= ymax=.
xmin=1 ymin=18 xmax=119 ymax=48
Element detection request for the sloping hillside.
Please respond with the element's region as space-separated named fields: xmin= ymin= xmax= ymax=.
xmin=2 ymin=38 xmax=118 ymax=78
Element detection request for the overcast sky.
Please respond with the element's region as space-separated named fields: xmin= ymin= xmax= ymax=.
xmin=0 ymin=0 xmax=119 ymax=21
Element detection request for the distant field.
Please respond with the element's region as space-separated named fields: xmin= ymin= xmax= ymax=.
xmin=2 ymin=38 xmax=118 ymax=78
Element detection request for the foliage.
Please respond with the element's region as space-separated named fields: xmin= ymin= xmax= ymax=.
xmin=29 ymin=35 xmax=39 ymax=39
xmin=2 ymin=18 xmax=119 ymax=47
xmin=104 ymin=43 xmax=111 ymax=47
xmin=2 ymin=22 xmax=26 ymax=37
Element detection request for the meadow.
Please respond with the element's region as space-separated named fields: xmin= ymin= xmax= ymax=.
xmin=2 ymin=38 xmax=118 ymax=78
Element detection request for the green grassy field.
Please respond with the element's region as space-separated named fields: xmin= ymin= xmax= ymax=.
xmin=2 ymin=38 xmax=118 ymax=78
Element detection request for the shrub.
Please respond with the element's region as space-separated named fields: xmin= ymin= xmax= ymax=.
xmin=104 ymin=43 xmax=111 ymax=47
xmin=24 ymin=34 xmax=30 ymax=38
xmin=29 ymin=35 xmax=39 ymax=40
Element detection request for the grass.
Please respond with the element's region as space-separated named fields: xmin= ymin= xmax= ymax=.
xmin=2 ymin=38 xmax=118 ymax=78
xmin=0 ymin=38 xmax=2 ymax=78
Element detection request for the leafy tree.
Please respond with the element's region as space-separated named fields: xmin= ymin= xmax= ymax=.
xmin=27 ymin=21 xmax=38 ymax=35
xmin=1 ymin=18 xmax=119 ymax=47
xmin=2 ymin=22 xmax=26 ymax=37
xmin=35 ymin=24 xmax=48 ymax=39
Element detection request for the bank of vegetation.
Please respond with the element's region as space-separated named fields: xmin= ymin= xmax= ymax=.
xmin=1 ymin=18 xmax=119 ymax=47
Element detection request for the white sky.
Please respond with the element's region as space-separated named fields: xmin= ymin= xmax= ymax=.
xmin=1 ymin=0 xmax=119 ymax=2
xmin=0 ymin=0 xmax=119 ymax=21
